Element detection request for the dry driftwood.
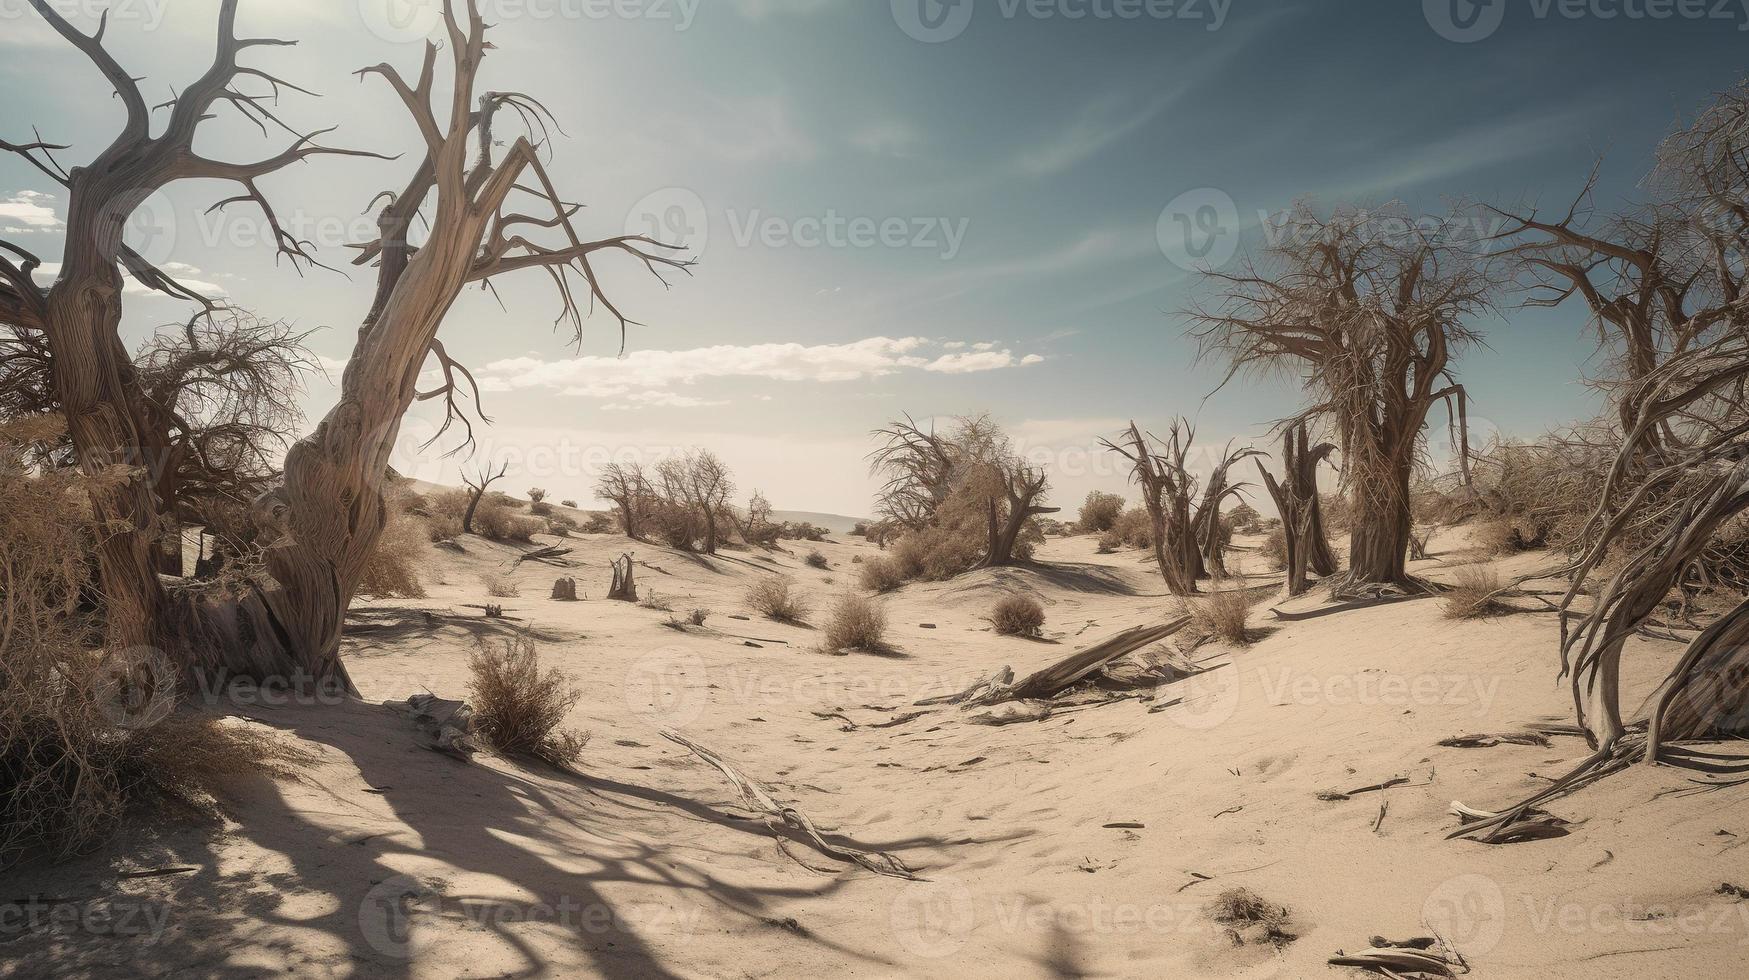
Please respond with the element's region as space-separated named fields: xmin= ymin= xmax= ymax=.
xmin=660 ymin=730 xmax=917 ymax=879
xmin=387 ymin=694 xmax=477 ymax=760
xmin=968 ymin=618 xmax=1193 ymax=706
xmin=516 ymin=545 xmax=576 ymax=568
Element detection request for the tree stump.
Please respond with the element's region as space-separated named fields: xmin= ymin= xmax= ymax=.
xmin=607 ymin=554 xmax=637 ymax=602
xmin=550 ymin=576 xmax=578 ymax=601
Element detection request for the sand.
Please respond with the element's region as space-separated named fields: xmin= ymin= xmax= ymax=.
xmin=5 ymin=523 xmax=1747 ymax=978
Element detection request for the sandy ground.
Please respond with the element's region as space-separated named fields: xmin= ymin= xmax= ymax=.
xmin=5 ymin=523 xmax=1748 ymax=979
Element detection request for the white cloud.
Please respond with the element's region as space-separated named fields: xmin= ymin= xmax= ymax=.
xmin=478 ymin=335 xmax=1042 ymax=406
xmin=37 ymin=259 xmax=227 ymax=298
xmin=0 ymin=190 xmax=62 ymax=232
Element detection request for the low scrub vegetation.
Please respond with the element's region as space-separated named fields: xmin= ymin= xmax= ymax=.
xmin=746 ymin=576 xmax=809 ymax=623
xmin=805 ymin=549 xmax=829 ymax=570
xmin=482 ymin=575 xmax=521 ymax=598
xmin=823 ymin=593 xmax=888 ymax=652
xmin=467 ymin=636 xmax=588 ymax=766
xmin=1443 ymin=564 xmax=1505 ymax=619
xmin=356 ymin=490 xmax=427 ymax=598
xmin=990 ymin=594 xmax=1046 ymax=637
xmin=1189 ymin=585 xmax=1255 ymax=646
xmin=858 ymin=555 xmax=907 ymax=593
xmin=1078 ymin=490 xmax=1124 ymax=533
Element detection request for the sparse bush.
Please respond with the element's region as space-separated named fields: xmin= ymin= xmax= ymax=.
xmin=780 ymin=521 xmax=828 ymax=542
xmin=1113 ymin=508 xmax=1154 ymax=549
xmin=850 ymin=522 xmax=869 ymax=537
xmin=583 ymin=512 xmax=615 ymax=534
xmin=859 ymin=555 xmax=906 ymax=593
xmin=427 ymin=514 xmax=464 ymax=543
xmin=805 ymin=550 xmax=829 ymax=570
xmin=357 ymin=490 xmax=427 ymax=598
xmin=473 ymin=499 xmax=543 ymax=543
xmin=483 ymin=575 xmax=521 ymax=598
xmin=530 ymin=500 xmax=553 ymax=517
xmin=1443 ymin=564 xmax=1504 ymax=619
xmin=639 ymin=591 xmax=673 ymax=612
xmin=429 ymin=488 xmax=471 ymax=520
xmin=1190 ymin=586 xmax=1254 ymax=645
xmin=1096 ymin=527 xmax=1122 ymax=553
xmin=891 ymin=524 xmax=983 ymax=582
xmin=746 ymin=576 xmax=809 ymax=623
xmin=824 ymin=593 xmax=887 ymax=652
xmin=991 ymin=594 xmax=1046 ymax=637
xmin=527 ymin=488 xmax=548 ymax=504
xmin=687 ymin=608 xmax=710 ymax=626
xmin=467 ymin=635 xmax=588 ymax=766
xmin=1258 ymin=526 xmax=1287 ymax=570
xmin=560 ymin=499 xmax=578 ymax=509
xmin=1078 ymin=491 xmax=1125 ymax=533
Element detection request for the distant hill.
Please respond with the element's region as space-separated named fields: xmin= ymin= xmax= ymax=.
xmin=770 ymin=510 xmax=871 ymax=535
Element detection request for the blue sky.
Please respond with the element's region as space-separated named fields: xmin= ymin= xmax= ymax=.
xmin=3 ymin=0 xmax=1746 ymax=514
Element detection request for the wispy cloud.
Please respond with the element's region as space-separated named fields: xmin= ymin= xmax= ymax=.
xmin=0 ymin=190 xmax=62 ymax=232
xmin=1014 ymin=88 xmax=1185 ymax=177
xmin=850 ymin=119 xmax=923 ymax=158
xmin=476 ymin=335 xmax=1043 ymax=408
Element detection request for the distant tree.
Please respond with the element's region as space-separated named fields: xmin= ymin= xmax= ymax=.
xmin=527 ymin=487 xmax=547 ymax=504
xmin=657 ymin=449 xmax=734 ymax=554
xmin=462 ymin=459 xmax=511 ymax=535
xmin=595 ymin=461 xmax=656 ymax=540
xmin=1077 ymin=491 xmax=1125 ymax=533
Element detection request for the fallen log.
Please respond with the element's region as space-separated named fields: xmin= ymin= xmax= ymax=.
xmin=971 ymin=617 xmax=1192 ymax=705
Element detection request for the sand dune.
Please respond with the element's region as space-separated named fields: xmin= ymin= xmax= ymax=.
xmin=6 ymin=526 xmax=1745 ymax=979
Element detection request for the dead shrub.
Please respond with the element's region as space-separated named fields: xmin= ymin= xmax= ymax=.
xmin=427 ymin=514 xmax=464 ymax=543
xmin=356 ymin=490 xmax=427 ymax=598
xmin=687 ymin=608 xmax=710 ymax=626
xmin=990 ymin=595 xmax=1046 ymax=637
xmin=1113 ymin=508 xmax=1154 ymax=549
xmin=482 ymin=575 xmax=521 ymax=598
xmin=891 ymin=524 xmax=983 ymax=581
xmin=746 ymin=576 xmax=809 ymax=623
xmin=1 ymin=417 xmax=303 ymax=863
xmin=473 ymin=499 xmax=543 ymax=543
xmin=859 ymin=555 xmax=906 ymax=593
xmin=1190 ymin=586 xmax=1254 ymax=646
xmin=529 ymin=500 xmax=553 ymax=517
xmin=823 ymin=593 xmax=888 ymax=652
xmin=805 ymin=550 xmax=829 ymax=570
xmin=1257 ymin=526 xmax=1287 ymax=570
xmin=1443 ymin=564 xmax=1504 ymax=619
xmin=639 ymin=591 xmax=673 ymax=612
xmin=1206 ymin=888 xmax=1296 ymax=948
xmin=467 ymin=635 xmax=588 ymax=766
xmin=583 ymin=512 xmax=615 ymax=534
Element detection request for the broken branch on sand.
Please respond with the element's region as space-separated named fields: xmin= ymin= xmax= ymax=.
xmin=660 ymin=730 xmax=918 ymax=880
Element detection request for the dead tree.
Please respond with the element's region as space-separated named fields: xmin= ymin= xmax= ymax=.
xmin=1191 ymin=202 xmax=1496 ymax=591
xmin=0 ymin=0 xmax=690 ymax=682
xmin=461 ymin=458 xmax=510 ymax=535
xmin=1192 ymin=439 xmax=1262 ymax=578
xmin=980 ymin=460 xmax=1059 ymax=567
xmin=1102 ymin=421 xmax=1205 ymax=595
xmin=657 ymin=449 xmax=734 ymax=554
xmin=595 ymin=461 xmax=655 ymax=541
xmin=867 ymin=415 xmax=958 ymax=531
xmin=1255 ymin=424 xmax=1339 ymax=596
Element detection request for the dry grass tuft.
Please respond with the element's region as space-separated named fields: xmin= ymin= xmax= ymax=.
xmin=805 ymin=550 xmax=829 ymax=570
xmin=687 ymin=608 xmax=711 ymax=626
xmin=467 ymin=635 xmax=588 ymax=766
xmin=746 ymin=576 xmax=809 ymax=623
xmin=639 ymin=591 xmax=673 ymax=612
xmin=823 ymin=593 xmax=888 ymax=652
xmin=1206 ymin=888 xmax=1297 ymax=948
xmin=1443 ymin=564 xmax=1505 ymax=619
xmin=990 ymin=595 xmax=1046 ymax=637
xmin=482 ymin=575 xmax=521 ymax=598
xmin=1190 ymin=585 xmax=1255 ymax=646
xmin=858 ymin=556 xmax=906 ymax=593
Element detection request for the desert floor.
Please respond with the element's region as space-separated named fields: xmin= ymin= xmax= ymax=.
xmin=5 ymin=525 xmax=1747 ymax=979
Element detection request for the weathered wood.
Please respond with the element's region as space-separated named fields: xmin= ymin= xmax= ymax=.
xmin=970 ymin=617 xmax=1193 ymax=705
